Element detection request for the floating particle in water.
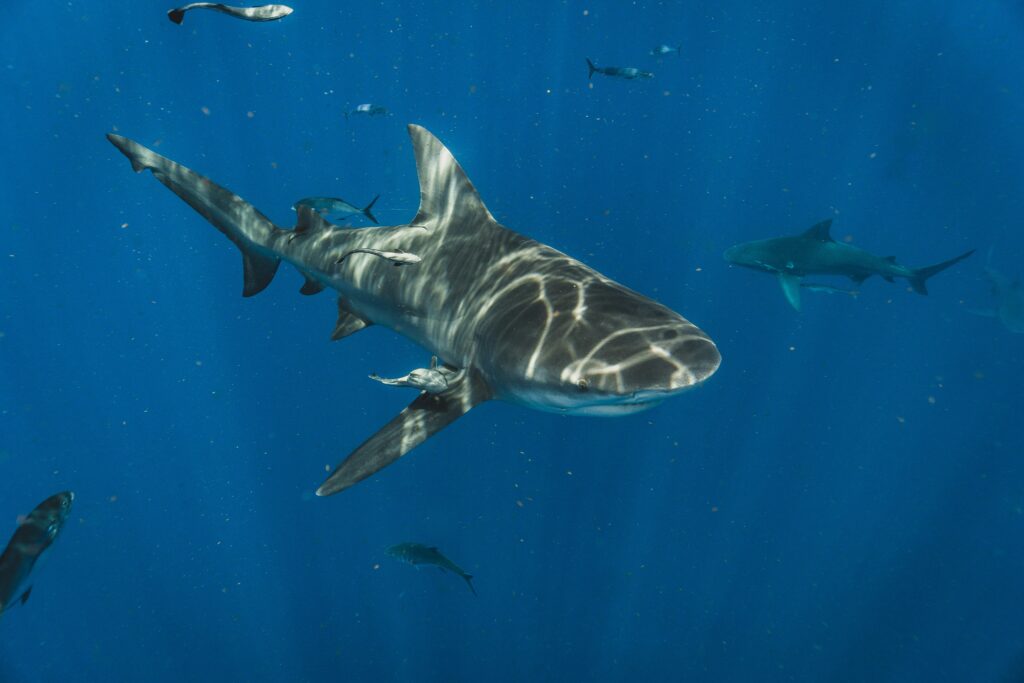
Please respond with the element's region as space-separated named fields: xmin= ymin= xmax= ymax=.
xmin=201 ymin=106 xmax=211 ymax=116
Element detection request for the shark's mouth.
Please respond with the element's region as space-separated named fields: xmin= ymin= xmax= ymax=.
xmin=510 ymin=386 xmax=690 ymax=416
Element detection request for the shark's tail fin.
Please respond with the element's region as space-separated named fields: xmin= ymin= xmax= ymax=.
xmin=106 ymin=133 xmax=282 ymax=297
xmin=909 ymin=249 xmax=975 ymax=295
xmin=586 ymin=58 xmax=596 ymax=79
xmin=362 ymin=194 xmax=380 ymax=224
xmin=463 ymin=573 xmax=477 ymax=597
xmin=167 ymin=8 xmax=186 ymax=24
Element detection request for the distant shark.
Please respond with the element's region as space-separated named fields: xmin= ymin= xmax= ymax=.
xmin=971 ymin=264 xmax=1024 ymax=333
xmin=724 ymin=219 xmax=974 ymax=311
xmin=107 ymin=125 xmax=720 ymax=496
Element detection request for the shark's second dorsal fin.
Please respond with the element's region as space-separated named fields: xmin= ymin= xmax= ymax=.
xmin=407 ymin=124 xmax=495 ymax=230
xmin=295 ymin=206 xmax=333 ymax=236
xmin=802 ymin=219 xmax=834 ymax=242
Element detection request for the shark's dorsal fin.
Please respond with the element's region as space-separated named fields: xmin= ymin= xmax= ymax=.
xmin=316 ymin=369 xmax=491 ymax=496
xmin=407 ymin=124 xmax=495 ymax=230
xmin=294 ymin=206 xmax=333 ymax=236
xmin=802 ymin=219 xmax=834 ymax=242
xmin=331 ymin=298 xmax=371 ymax=340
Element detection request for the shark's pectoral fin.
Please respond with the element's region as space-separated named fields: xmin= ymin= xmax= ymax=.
xmin=331 ymin=298 xmax=372 ymax=340
xmin=316 ymin=370 xmax=491 ymax=496
xmin=777 ymin=272 xmax=802 ymax=311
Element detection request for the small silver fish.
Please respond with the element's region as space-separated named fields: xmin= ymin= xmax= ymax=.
xmin=344 ymin=104 xmax=388 ymax=120
xmin=651 ymin=44 xmax=681 ymax=56
xmin=292 ymin=195 xmax=380 ymax=224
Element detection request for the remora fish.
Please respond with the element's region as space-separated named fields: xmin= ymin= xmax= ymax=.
xmin=387 ymin=542 xmax=476 ymax=596
xmin=293 ymin=195 xmax=380 ymax=224
xmin=800 ymin=282 xmax=859 ymax=297
xmin=0 ymin=492 xmax=74 ymax=621
xmin=723 ymin=219 xmax=974 ymax=311
xmin=106 ymin=125 xmax=720 ymax=496
xmin=586 ymin=58 xmax=653 ymax=80
xmin=167 ymin=3 xmax=293 ymax=24
xmin=345 ymin=104 xmax=388 ymax=120
xmin=970 ymin=265 xmax=1024 ymax=333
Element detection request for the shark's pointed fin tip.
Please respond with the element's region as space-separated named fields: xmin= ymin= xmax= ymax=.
xmin=802 ymin=218 xmax=834 ymax=242
xmin=406 ymin=123 xmax=494 ymax=227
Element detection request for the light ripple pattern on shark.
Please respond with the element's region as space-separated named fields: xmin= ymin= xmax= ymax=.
xmin=106 ymin=125 xmax=720 ymax=495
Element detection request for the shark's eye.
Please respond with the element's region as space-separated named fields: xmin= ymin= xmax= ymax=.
xmin=577 ymin=378 xmax=589 ymax=392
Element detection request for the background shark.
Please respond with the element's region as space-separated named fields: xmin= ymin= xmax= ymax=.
xmin=0 ymin=492 xmax=74 ymax=622
xmin=107 ymin=125 xmax=720 ymax=496
xmin=971 ymin=264 xmax=1024 ymax=333
xmin=724 ymin=219 xmax=974 ymax=311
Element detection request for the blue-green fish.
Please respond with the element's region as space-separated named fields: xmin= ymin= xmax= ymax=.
xmin=292 ymin=195 xmax=379 ymax=224
xmin=0 ymin=491 xmax=74 ymax=621
xmin=586 ymin=58 xmax=653 ymax=80
xmin=387 ymin=542 xmax=476 ymax=596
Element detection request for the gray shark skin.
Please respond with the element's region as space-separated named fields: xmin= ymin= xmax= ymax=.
xmin=167 ymin=3 xmax=293 ymax=24
xmin=972 ymin=266 xmax=1024 ymax=333
xmin=724 ymin=219 xmax=974 ymax=311
xmin=106 ymin=125 xmax=720 ymax=496
xmin=586 ymin=58 xmax=653 ymax=81
xmin=387 ymin=542 xmax=476 ymax=596
xmin=0 ymin=492 xmax=74 ymax=621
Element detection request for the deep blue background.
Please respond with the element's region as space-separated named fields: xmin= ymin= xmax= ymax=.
xmin=1 ymin=1 xmax=1022 ymax=681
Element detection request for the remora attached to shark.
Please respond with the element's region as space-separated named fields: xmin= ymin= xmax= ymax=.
xmin=106 ymin=125 xmax=720 ymax=495
xmin=724 ymin=219 xmax=974 ymax=311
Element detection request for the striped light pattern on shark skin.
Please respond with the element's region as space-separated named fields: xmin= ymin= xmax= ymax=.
xmin=107 ymin=125 xmax=720 ymax=495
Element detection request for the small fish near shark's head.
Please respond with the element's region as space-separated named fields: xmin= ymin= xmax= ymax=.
xmin=477 ymin=275 xmax=720 ymax=416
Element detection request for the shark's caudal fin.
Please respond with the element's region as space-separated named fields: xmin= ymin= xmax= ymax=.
xmin=463 ymin=574 xmax=477 ymax=597
xmin=407 ymin=124 xmax=495 ymax=230
xmin=106 ymin=134 xmax=282 ymax=297
xmin=586 ymin=58 xmax=597 ymax=79
xmin=909 ymin=249 xmax=975 ymax=295
xmin=316 ymin=370 xmax=491 ymax=496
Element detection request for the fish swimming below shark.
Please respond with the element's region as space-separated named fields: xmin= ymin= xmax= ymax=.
xmin=586 ymin=58 xmax=654 ymax=80
xmin=970 ymin=264 xmax=1024 ymax=333
xmin=106 ymin=124 xmax=720 ymax=496
xmin=724 ymin=219 xmax=974 ymax=311
xmin=167 ymin=3 xmax=293 ymax=24
xmin=386 ymin=542 xmax=476 ymax=596
xmin=0 ymin=492 xmax=74 ymax=622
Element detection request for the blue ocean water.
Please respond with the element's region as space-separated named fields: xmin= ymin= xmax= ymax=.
xmin=1 ymin=1 xmax=1023 ymax=681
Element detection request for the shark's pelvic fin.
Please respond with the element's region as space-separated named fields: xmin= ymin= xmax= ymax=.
xmin=407 ymin=124 xmax=495 ymax=230
xmin=106 ymin=133 xmax=282 ymax=298
xmin=777 ymin=272 xmax=802 ymax=311
xmin=316 ymin=369 xmax=491 ymax=496
xmin=802 ymin=219 xmax=835 ymax=242
xmin=331 ymin=298 xmax=371 ymax=340
xmin=299 ymin=273 xmax=326 ymax=295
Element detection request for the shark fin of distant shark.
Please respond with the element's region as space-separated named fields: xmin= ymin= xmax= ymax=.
xmin=777 ymin=272 xmax=802 ymax=311
xmin=316 ymin=369 xmax=491 ymax=496
xmin=407 ymin=124 xmax=495 ymax=231
xmin=909 ymin=249 xmax=975 ymax=295
xmin=802 ymin=219 xmax=834 ymax=242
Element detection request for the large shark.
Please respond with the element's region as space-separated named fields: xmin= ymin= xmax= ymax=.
xmin=106 ymin=125 xmax=720 ymax=496
xmin=724 ymin=219 xmax=974 ymax=311
xmin=971 ymin=265 xmax=1024 ymax=333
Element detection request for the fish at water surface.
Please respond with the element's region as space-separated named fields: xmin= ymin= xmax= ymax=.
xmin=106 ymin=124 xmax=720 ymax=496
xmin=0 ymin=492 xmax=74 ymax=621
